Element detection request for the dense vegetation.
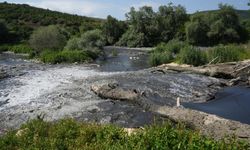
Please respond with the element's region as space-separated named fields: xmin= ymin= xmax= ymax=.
xmin=186 ymin=4 xmax=248 ymax=46
xmin=150 ymin=41 xmax=250 ymax=66
xmin=0 ymin=119 xmax=248 ymax=149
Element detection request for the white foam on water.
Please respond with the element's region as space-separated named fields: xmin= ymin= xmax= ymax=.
xmin=0 ymin=66 xmax=120 ymax=107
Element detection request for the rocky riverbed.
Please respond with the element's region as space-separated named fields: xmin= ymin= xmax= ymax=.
xmin=0 ymin=51 xmax=250 ymax=142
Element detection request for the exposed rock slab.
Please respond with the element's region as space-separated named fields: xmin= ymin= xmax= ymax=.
xmin=156 ymin=106 xmax=250 ymax=142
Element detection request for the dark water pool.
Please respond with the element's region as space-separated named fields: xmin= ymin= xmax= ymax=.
xmin=183 ymin=87 xmax=250 ymax=125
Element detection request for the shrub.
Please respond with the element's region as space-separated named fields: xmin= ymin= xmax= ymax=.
xmin=178 ymin=46 xmax=208 ymax=66
xmin=78 ymin=29 xmax=105 ymax=50
xmin=40 ymin=50 xmax=95 ymax=64
xmin=29 ymin=25 xmax=66 ymax=53
xmin=8 ymin=44 xmax=33 ymax=54
xmin=207 ymin=45 xmax=246 ymax=64
xmin=64 ymin=37 xmax=81 ymax=50
xmin=0 ymin=119 xmax=248 ymax=149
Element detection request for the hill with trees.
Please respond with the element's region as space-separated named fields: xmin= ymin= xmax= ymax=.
xmin=0 ymin=2 xmax=103 ymax=42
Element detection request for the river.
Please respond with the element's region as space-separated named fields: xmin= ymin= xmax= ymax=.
xmin=0 ymin=48 xmax=249 ymax=134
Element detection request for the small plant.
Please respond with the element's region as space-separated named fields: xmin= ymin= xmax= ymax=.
xmin=178 ymin=46 xmax=207 ymax=66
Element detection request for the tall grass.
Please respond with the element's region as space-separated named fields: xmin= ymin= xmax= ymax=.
xmin=207 ymin=45 xmax=246 ymax=64
xmin=178 ymin=46 xmax=208 ymax=66
xmin=149 ymin=51 xmax=173 ymax=66
xmin=0 ymin=119 xmax=248 ymax=149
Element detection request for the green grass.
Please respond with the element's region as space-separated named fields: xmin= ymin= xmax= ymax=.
xmin=8 ymin=44 xmax=33 ymax=54
xmin=0 ymin=119 xmax=248 ymax=150
xmin=39 ymin=50 xmax=97 ymax=64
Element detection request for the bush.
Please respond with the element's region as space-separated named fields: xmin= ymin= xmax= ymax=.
xmin=78 ymin=29 xmax=105 ymax=50
xmin=178 ymin=46 xmax=208 ymax=66
xmin=0 ymin=119 xmax=248 ymax=149
xmin=207 ymin=45 xmax=246 ymax=64
xmin=29 ymin=25 xmax=66 ymax=53
xmin=40 ymin=50 xmax=96 ymax=64
xmin=64 ymin=37 xmax=81 ymax=51
xmin=116 ymin=29 xmax=146 ymax=47
xmin=8 ymin=44 xmax=33 ymax=54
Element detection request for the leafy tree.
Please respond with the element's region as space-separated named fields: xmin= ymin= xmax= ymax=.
xmin=29 ymin=25 xmax=66 ymax=53
xmin=102 ymin=15 xmax=127 ymax=45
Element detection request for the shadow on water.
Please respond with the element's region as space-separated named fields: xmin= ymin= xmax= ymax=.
xmin=183 ymin=87 xmax=250 ymax=125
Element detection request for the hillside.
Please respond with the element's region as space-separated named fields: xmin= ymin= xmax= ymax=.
xmin=193 ymin=9 xmax=250 ymax=20
xmin=0 ymin=2 xmax=103 ymax=42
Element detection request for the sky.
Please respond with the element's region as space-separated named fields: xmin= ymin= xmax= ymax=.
xmin=0 ymin=0 xmax=249 ymax=20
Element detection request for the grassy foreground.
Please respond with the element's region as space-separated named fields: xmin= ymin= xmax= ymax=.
xmin=0 ymin=119 xmax=248 ymax=150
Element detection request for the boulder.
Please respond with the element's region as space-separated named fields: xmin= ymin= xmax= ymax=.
xmin=91 ymin=83 xmax=139 ymax=101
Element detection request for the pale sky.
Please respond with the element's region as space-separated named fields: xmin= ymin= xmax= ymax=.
xmin=1 ymin=0 xmax=249 ymax=19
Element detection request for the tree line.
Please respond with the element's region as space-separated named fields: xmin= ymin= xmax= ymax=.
xmin=102 ymin=3 xmax=250 ymax=47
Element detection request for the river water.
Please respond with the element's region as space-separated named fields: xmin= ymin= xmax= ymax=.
xmin=0 ymin=48 xmax=249 ymax=132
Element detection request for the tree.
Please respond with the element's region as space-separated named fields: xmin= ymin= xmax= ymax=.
xmin=0 ymin=20 xmax=9 ymax=43
xmin=29 ymin=25 xmax=66 ymax=53
xmin=102 ymin=15 xmax=127 ymax=45
xmin=118 ymin=4 xmax=188 ymax=47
